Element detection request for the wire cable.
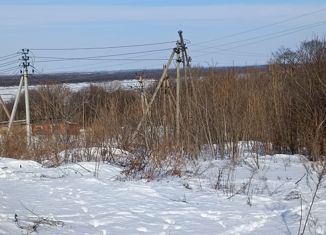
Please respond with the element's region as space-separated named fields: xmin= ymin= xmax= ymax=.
xmin=10 ymin=69 xmax=21 ymax=76
xmin=36 ymin=58 xmax=166 ymax=72
xmin=192 ymin=19 xmax=326 ymax=54
xmin=32 ymin=48 xmax=172 ymax=61
xmin=30 ymin=41 xmax=176 ymax=51
xmin=194 ymin=20 xmax=326 ymax=57
xmin=36 ymin=49 xmax=173 ymax=72
xmin=0 ymin=66 xmax=20 ymax=74
xmin=0 ymin=53 xmax=20 ymax=62
xmin=35 ymin=58 xmax=170 ymax=63
xmin=0 ymin=59 xmax=19 ymax=68
xmin=0 ymin=52 xmax=19 ymax=59
xmin=192 ymin=7 xmax=326 ymax=46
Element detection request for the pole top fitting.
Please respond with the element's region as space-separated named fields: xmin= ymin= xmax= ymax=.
xmin=21 ymin=49 xmax=30 ymax=53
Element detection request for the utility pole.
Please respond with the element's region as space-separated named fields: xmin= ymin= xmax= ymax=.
xmin=162 ymin=65 xmax=168 ymax=141
xmin=8 ymin=49 xmax=31 ymax=146
xmin=131 ymin=30 xmax=192 ymax=145
xmin=138 ymin=75 xmax=148 ymax=116
xmin=175 ymin=43 xmax=181 ymax=144
xmin=178 ymin=30 xmax=195 ymax=149
xmin=0 ymin=96 xmax=10 ymax=119
xmin=176 ymin=31 xmax=191 ymax=144
xmin=8 ymin=76 xmax=24 ymax=130
xmin=178 ymin=30 xmax=191 ymax=71
xmin=131 ymin=49 xmax=176 ymax=141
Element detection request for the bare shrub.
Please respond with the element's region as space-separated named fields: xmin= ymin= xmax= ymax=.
xmin=1 ymin=38 xmax=325 ymax=178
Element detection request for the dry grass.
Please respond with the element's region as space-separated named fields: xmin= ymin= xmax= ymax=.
xmin=0 ymin=38 xmax=325 ymax=177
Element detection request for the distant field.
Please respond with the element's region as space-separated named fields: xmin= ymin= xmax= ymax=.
xmin=0 ymin=69 xmax=163 ymax=87
xmin=0 ymin=79 xmax=155 ymax=101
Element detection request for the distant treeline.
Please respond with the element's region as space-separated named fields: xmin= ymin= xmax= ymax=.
xmin=0 ymin=66 xmax=267 ymax=86
xmin=0 ymin=70 xmax=161 ymax=86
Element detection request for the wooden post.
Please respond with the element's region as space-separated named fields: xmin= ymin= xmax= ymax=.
xmin=162 ymin=65 xmax=169 ymax=141
xmin=8 ymin=76 xmax=24 ymax=131
xmin=175 ymin=47 xmax=181 ymax=144
xmin=131 ymin=49 xmax=176 ymax=142
xmin=138 ymin=75 xmax=149 ymax=116
xmin=0 ymin=96 xmax=10 ymax=119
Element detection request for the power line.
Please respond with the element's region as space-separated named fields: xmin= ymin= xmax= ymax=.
xmin=192 ymin=7 xmax=326 ymax=46
xmin=10 ymin=69 xmax=21 ymax=76
xmin=0 ymin=66 xmax=20 ymax=74
xmin=37 ymin=50 xmax=173 ymax=72
xmin=33 ymin=58 xmax=170 ymax=72
xmin=17 ymin=10 xmax=324 ymax=74
xmin=0 ymin=53 xmax=20 ymax=62
xmin=191 ymin=48 xmax=268 ymax=57
xmin=35 ymin=59 xmax=166 ymax=73
xmin=30 ymin=41 xmax=176 ymax=51
xmin=0 ymin=52 xmax=19 ymax=59
xmin=32 ymin=48 xmax=172 ymax=61
xmin=35 ymin=58 xmax=169 ymax=63
xmin=224 ymin=21 xmax=326 ymax=50
xmin=0 ymin=59 xmax=19 ymax=68
xmin=192 ymin=19 xmax=326 ymax=54
xmin=194 ymin=20 xmax=326 ymax=57
xmin=201 ymin=50 xmax=268 ymax=58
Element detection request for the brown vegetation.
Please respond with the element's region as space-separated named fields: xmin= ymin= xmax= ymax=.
xmin=0 ymin=38 xmax=325 ymax=175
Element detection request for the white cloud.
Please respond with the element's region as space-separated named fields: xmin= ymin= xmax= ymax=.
xmin=0 ymin=4 xmax=324 ymax=26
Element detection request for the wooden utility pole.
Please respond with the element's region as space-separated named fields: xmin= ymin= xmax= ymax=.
xmin=131 ymin=49 xmax=176 ymax=141
xmin=178 ymin=30 xmax=191 ymax=68
xmin=8 ymin=76 xmax=23 ymax=131
xmin=175 ymin=45 xmax=181 ymax=143
xmin=138 ymin=75 xmax=148 ymax=116
xmin=162 ymin=65 xmax=176 ymax=142
xmin=131 ymin=30 xmax=192 ymax=145
xmin=162 ymin=65 xmax=168 ymax=141
xmin=0 ymin=96 xmax=10 ymax=119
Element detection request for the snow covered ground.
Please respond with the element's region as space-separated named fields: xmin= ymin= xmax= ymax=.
xmin=0 ymin=79 xmax=155 ymax=101
xmin=0 ymin=153 xmax=325 ymax=234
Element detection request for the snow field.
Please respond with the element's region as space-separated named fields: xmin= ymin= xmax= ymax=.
xmin=0 ymin=153 xmax=325 ymax=234
xmin=0 ymin=79 xmax=155 ymax=102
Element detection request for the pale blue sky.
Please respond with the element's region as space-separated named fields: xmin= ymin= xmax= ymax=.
xmin=0 ymin=0 xmax=325 ymax=74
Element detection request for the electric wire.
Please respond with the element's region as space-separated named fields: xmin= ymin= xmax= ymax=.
xmin=9 ymin=7 xmax=326 ymax=74
xmin=0 ymin=66 xmax=20 ymax=74
xmin=192 ymin=19 xmax=326 ymax=57
xmin=221 ymin=21 xmax=325 ymax=52
xmin=32 ymin=48 xmax=172 ymax=61
xmin=0 ymin=59 xmax=20 ymax=68
xmin=192 ymin=19 xmax=326 ymax=53
xmin=37 ymin=49 xmax=173 ymax=72
xmin=192 ymin=7 xmax=326 ymax=46
xmin=37 ymin=59 xmax=165 ymax=73
xmin=0 ymin=53 xmax=20 ymax=62
xmin=35 ymin=58 xmax=170 ymax=63
xmin=29 ymin=41 xmax=176 ymax=51
xmin=0 ymin=52 xmax=19 ymax=59
xmin=10 ymin=69 xmax=20 ymax=76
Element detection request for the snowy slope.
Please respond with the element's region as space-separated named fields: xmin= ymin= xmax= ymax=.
xmin=0 ymin=154 xmax=325 ymax=235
